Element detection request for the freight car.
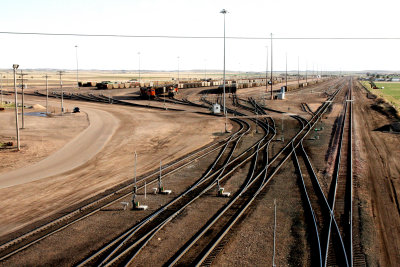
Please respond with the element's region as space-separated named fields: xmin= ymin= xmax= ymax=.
xmin=96 ymin=81 xmax=113 ymax=89
xmin=217 ymin=83 xmax=237 ymax=94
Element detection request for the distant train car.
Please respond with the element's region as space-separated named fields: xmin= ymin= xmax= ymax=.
xmin=168 ymin=85 xmax=178 ymax=97
xmin=141 ymin=85 xmax=178 ymax=99
xmin=140 ymin=87 xmax=156 ymax=99
xmin=217 ymin=84 xmax=237 ymax=94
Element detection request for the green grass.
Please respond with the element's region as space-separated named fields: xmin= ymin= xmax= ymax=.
xmin=0 ymin=102 xmax=15 ymax=108
xmin=374 ymin=82 xmax=400 ymax=100
xmin=361 ymin=81 xmax=400 ymax=111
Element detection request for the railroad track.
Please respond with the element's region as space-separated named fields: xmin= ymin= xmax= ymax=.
xmin=32 ymin=91 xmax=185 ymax=111
xmin=0 ymin=97 xmax=247 ymax=262
xmin=4 ymin=78 xmax=363 ymax=266
xmin=75 ymin=115 xmax=275 ymax=266
xmin=166 ymin=119 xmax=274 ymax=266
xmin=75 ymin=94 xmax=277 ymax=266
xmin=163 ymin=82 xmax=347 ymax=266
xmin=301 ymin=102 xmax=315 ymax=116
xmin=290 ymin=78 xmax=360 ymax=266
xmin=324 ymin=78 xmax=354 ymax=267
xmin=292 ymin=115 xmax=347 ymax=267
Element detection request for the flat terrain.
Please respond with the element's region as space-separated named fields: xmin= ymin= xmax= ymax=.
xmin=0 ymin=92 xmax=227 ymax=236
xmin=361 ymin=81 xmax=400 ymax=111
xmin=375 ymin=82 xmax=400 ymax=99
xmin=0 ymin=75 xmax=399 ymax=266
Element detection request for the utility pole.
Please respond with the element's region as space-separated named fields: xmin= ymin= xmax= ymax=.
xmin=220 ymin=9 xmax=229 ymax=132
xmin=138 ymin=52 xmax=141 ymax=86
xmin=270 ymin=33 xmax=273 ymax=100
xmin=204 ymin=59 xmax=207 ymax=81
xmin=0 ymin=73 xmax=3 ymax=105
xmin=57 ymin=71 xmax=65 ymax=115
xmin=266 ymin=46 xmax=269 ymax=94
xmin=313 ymin=64 xmax=315 ymax=81
xmin=285 ymin=53 xmax=288 ymax=90
xmin=177 ymin=56 xmax=180 ymax=85
xmin=18 ymin=71 xmax=28 ymax=129
xmin=43 ymin=74 xmax=50 ymax=114
xmin=13 ymin=64 xmax=20 ymax=151
xmin=75 ymin=45 xmax=79 ymax=89
xmin=306 ymin=62 xmax=308 ymax=83
xmin=297 ymin=56 xmax=300 ymax=88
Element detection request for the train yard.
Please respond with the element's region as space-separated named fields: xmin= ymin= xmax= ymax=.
xmin=0 ymin=76 xmax=399 ymax=266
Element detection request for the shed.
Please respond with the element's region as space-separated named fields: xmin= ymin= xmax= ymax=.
xmin=277 ymin=92 xmax=285 ymax=100
xmin=212 ymin=103 xmax=221 ymax=114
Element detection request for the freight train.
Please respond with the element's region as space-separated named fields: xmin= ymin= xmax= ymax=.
xmin=140 ymin=84 xmax=178 ymax=99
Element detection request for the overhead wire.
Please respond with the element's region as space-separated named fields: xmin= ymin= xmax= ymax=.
xmin=1 ymin=31 xmax=400 ymax=40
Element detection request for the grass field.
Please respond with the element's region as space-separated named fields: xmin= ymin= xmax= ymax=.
xmin=374 ymin=82 xmax=400 ymax=100
xmin=362 ymin=81 xmax=400 ymax=111
xmin=0 ymin=102 xmax=15 ymax=108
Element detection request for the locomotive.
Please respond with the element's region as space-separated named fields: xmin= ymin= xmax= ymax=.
xmin=140 ymin=84 xmax=178 ymax=99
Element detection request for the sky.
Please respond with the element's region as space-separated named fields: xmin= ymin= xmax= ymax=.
xmin=1 ymin=0 xmax=400 ymax=72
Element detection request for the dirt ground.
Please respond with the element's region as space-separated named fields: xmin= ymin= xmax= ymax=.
xmin=0 ymin=77 xmax=399 ymax=266
xmin=0 ymin=92 xmax=228 ymax=236
xmin=0 ymin=106 xmax=89 ymax=175
xmin=352 ymin=82 xmax=400 ymax=266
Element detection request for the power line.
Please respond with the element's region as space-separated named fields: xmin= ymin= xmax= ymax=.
xmin=1 ymin=31 xmax=400 ymax=40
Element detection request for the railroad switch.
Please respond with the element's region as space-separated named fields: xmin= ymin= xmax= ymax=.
xmin=133 ymin=201 xmax=148 ymax=210
xmin=159 ymin=186 xmax=172 ymax=195
xmin=121 ymin=202 xmax=130 ymax=210
xmin=217 ymin=180 xmax=230 ymax=197
xmin=131 ymin=193 xmax=148 ymax=210
xmin=217 ymin=188 xmax=230 ymax=197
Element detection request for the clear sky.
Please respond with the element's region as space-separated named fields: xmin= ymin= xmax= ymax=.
xmin=1 ymin=0 xmax=400 ymax=72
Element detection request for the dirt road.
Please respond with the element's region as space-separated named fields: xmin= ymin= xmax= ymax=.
xmin=0 ymin=107 xmax=118 ymax=189
xmin=0 ymin=94 xmax=226 ymax=236
xmin=353 ymin=83 xmax=400 ymax=266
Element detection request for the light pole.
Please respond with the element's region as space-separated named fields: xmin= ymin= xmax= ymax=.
xmin=285 ymin=52 xmax=288 ymax=90
xmin=270 ymin=33 xmax=273 ymax=100
xmin=306 ymin=61 xmax=308 ymax=83
xmin=220 ymin=9 xmax=228 ymax=132
xmin=265 ymin=46 xmax=268 ymax=94
xmin=204 ymin=59 xmax=207 ymax=81
xmin=138 ymin=52 xmax=141 ymax=86
xmin=13 ymin=64 xmax=20 ymax=151
xmin=43 ymin=74 xmax=49 ymax=114
xmin=57 ymin=71 xmax=65 ymax=114
xmin=0 ymin=73 xmax=3 ymax=105
xmin=298 ymin=56 xmax=300 ymax=88
xmin=177 ymin=56 xmax=180 ymax=85
xmin=75 ymin=45 xmax=79 ymax=89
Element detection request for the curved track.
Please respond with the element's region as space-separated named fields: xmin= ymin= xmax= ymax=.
xmin=0 ymin=98 xmax=244 ymax=262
